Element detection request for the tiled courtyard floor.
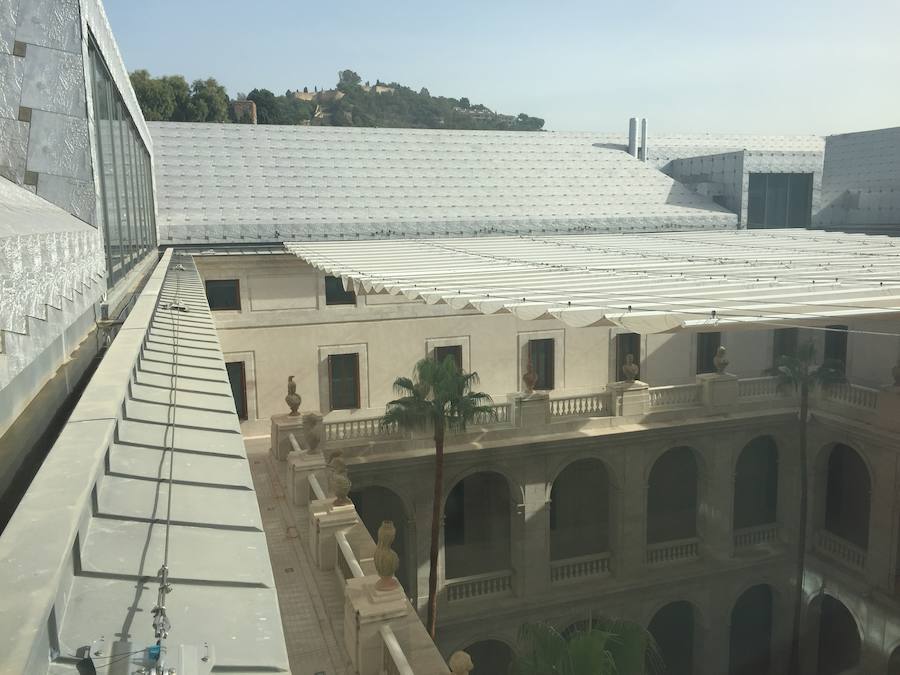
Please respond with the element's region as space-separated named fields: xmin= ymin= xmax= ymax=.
xmin=246 ymin=437 xmax=353 ymax=675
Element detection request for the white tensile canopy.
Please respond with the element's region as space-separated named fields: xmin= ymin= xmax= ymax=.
xmin=285 ymin=230 xmax=900 ymax=334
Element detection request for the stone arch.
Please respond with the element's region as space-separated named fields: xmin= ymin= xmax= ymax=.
xmin=889 ymin=644 xmax=900 ymax=675
xmin=461 ymin=638 xmax=515 ymax=675
xmin=648 ymin=600 xmax=702 ymax=675
xmin=444 ymin=470 xmax=513 ymax=578
xmin=819 ymin=442 xmax=872 ymax=550
xmin=646 ymin=446 xmax=700 ymax=544
xmin=549 ymin=457 xmax=612 ymax=560
xmin=806 ymin=594 xmax=862 ymax=675
xmin=728 ymin=584 xmax=774 ymax=675
xmin=733 ymin=435 xmax=779 ymax=530
xmin=444 ymin=463 xmax=524 ymax=507
xmin=350 ymin=484 xmax=412 ymax=593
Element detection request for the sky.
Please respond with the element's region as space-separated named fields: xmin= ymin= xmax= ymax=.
xmin=105 ymin=0 xmax=900 ymax=135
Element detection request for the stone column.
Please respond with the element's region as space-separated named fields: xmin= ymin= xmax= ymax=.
xmin=310 ymin=499 xmax=358 ymax=570
xmin=618 ymin=447 xmax=649 ymax=576
xmin=515 ymin=474 xmax=550 ymax=597
xmin=701 ymin=439 xmax=734 ymax=561
xmin=696 ymin=372 xmax=739 ymax=410
xmin=344 ymin=576 xmax=410 ymax=675
xmin=866 ymin=455 xmax=895 ymax=591
xmin=270 ymin=414 xmax=305 ymax=460
xmin=508 ymin=392 xmax=550 ymax=427
xmin=701 ymin=589 xmax=731 ymax=675
xmin=607 ymin=380 xmax=650 ymax=417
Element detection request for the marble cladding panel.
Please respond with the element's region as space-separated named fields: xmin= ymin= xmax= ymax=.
xmin=0 ymin=116 xmax=28 ymax=183
xmin=14 ymin=0 xmax=80 ymax=53
xmin=20 ymin=43 xmax=85 ymax=117
xmin=0 ymin=51 xmax=23 ymax=119
xmin=25 ymin=109 xmax=91 ymax=181
xmin=0 ymin=0 xmax=19 ymax=54
xmin=36 ymin=175 xmax=96 ymax=225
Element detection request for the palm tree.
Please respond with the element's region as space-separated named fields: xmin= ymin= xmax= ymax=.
xmin=512 ymin=619 xmax=662 ymax=675
xmin=768 ymin=339 xmax=844 ymax=674
xmin=381 ymin=356 xmax=494 ymax=638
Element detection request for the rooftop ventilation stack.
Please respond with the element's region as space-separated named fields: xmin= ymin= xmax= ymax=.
xmin=628 ymin=117 xmax=639 ymax=157
xmin=639 ymin=118 xmax=648 ymax=161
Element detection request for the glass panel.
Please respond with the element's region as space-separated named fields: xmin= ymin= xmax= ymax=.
xmin=92 ymin=51 xmax=123 ymax=282
xmin=764 ymin=174 xmax=789 ymax=228
xmin=747 ymin=174 xmax=766 ymax=228
xmin=130 ymin=129 xmax=145 ymax=254
xmin=205 ymin=279 xmax=241 ymax=310
xmin=787 ymin=173 xmax=813 ymax=227
xmin=116 ymin=101 xmax=137 ymax=261
xmin=329 ymin=353 xmax=360 ymax=409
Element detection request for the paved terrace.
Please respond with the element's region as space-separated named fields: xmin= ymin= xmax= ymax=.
xmin=0 ymin=251 xmax=289 ymax=674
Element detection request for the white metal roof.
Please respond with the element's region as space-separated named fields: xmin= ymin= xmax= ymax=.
xmin=148 ymin=123 xmax=739 ymax=244
xmin=285 ymin=229 xmax=900 ymax=334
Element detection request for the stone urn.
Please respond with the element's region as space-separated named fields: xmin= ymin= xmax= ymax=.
xmin=621 ymin=353 xmax=639 ymax=383
xmin=285 ymin=376 xmax=302 ymax=416
xmin=449 ymin=651 xmax=474 ymax=675
xmin=522 ymin=362 xmax=538 ymax=395
xmin=373 ymin=520 xmax=400 ymax=591
xmin=713 ymin=346 xmax=729 ymax=375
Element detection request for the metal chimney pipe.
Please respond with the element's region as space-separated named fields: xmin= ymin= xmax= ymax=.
xmin=627 ymin=118 xmax=638 ymax=157
xmin=640 ymin=118 xmax=648 ymax=161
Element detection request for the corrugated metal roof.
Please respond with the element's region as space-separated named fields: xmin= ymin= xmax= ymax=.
xmin=149 ymin=123 xmax=740 ymax=244
xmin=286 ymin=229 xmax=900 ymax=334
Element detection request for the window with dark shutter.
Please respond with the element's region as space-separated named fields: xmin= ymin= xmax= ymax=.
xmin=328 ymin=353 xmax=360 ymax=409
xmin=824 ymin=325 xmax=848 ymax=373
xmin=205 ymin=279 xmax=241 ymax=310
xmin=528 ymin=338 xmax=555 ymax=390
xmin=434 ymin=345 xmax=463 ymax=372
xmin=773 ymin=328 xmax=799 ymax=364
xmin=615 ymin=332 xmax=641 ymax=381
xmin=325 ymin=275 xmax=356 ymax=305
xmin=696 ymin=332 xmax=721 ymax=374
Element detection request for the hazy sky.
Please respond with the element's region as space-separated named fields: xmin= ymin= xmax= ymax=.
xmin=105 ymin=0 xmax=899 ymax=135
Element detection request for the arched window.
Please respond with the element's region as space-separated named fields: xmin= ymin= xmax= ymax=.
xmin=811 ymin=595 xmax=861 ymax=675
xmin=444 ymin=472 xmax=511 ymax=578
xmin=729 ymin=585 xmax=773 ymax=675
xmin=734 ymin=437 xmax=778 ymax=529
xmin=824 ymin=444 xmax=871 ymax=549
xmin=647 ymin=447 xmax=698 ymax=544
xmin=550 ymin=459 xmax=610 ymax=560
xmin=350 ymin=485 xmax=410 ymax=592
xmin=648 ymin=601 xmax=696 ymax=675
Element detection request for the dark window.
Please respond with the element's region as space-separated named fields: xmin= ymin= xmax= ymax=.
xmin=328 ymin=353 xmax=360 ymax=410
xmin=444 ymin=481 xmax=465 ymax=546
xmin=325 ymin=275 xmax=356 ymax=305
xmin=528 ymin=338 xmax=555 ymax=390
xmin=696 ymin=332 xmax=721 ymax=374
xmin=615 ymin=332 xmax=641 ymax=381
xmin=773 ymin=328 xmax=798 ymax=364
xmin=824 ymin=325 xmax=848 ymax=372
xmin=205 ymin=279 xmax=241 ymax=310
xmin=747 ymin=173 xmax=813 ymax=229
xmin=225 ymin=361 xmax=247 ymax=420
xmin=434 ymin=344 xmax=463 ymax=372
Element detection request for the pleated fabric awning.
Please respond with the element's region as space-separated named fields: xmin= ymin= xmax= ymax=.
xmin=285 ymin=230 xmax=900 ymax=334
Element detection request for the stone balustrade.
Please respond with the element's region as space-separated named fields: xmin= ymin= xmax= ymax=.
xmin=325 ymin=417 xmax=399 ymax=441
xmin=446 ymin=570 xmax=514 ymax=602
xmin=336 ymin=529 xmax=366 ymax=583
xmin=646 ymin=537 xmax=701 ymax=565
xmin=308 ymin=472 xmax=327 ymax=502
xmin=472 ymin=402 xmax=511 ymax=426
xmin=733 ymin=523 xmax=779 ymax=549
xmin=648 ymin=383 xmax=701 ymax=409
xmin=821 ymin=382 xmax=879 ymax=411
xmin=737 ymin=376 xmax=781 ymax=399
xmin=381 ymin=625 xmax=415 ymax=675
xmin=550 ymin=552 xmax=611 ymax=583
xmin=816 ymin=530 xmax=867 ymax=572
xmin=550 ymin=392 xmax=609 ymax=417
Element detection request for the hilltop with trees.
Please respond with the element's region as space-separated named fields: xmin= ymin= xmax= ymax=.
xmin=129 ymin=68 xmax=544 ymax=131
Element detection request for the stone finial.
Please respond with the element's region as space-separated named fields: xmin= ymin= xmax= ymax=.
xmin=301 ymin=411 xmax=324 ymax=453
xmin=713 ymin=346 xmax=729 ymax=375
xmin=373 ymin=520 xmax=400 ymax=591
xmin=522 ymin=362 xmax=538 ymax=395
xmin=449 ymin=651 xmax=474 ymax=675
xmin=285 ymin=376 xmax=302 ymax=416
xmin=621 ymin=353 xmax=639 ymax=383
xmin=328 ymin=454 xmax=352 ymax=506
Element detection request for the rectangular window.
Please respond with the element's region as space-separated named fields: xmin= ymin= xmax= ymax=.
xmin=205 ymin=279 xmax=241 ymax=310
xmin=528 ymin=338 xmax=555 ymax=390
xmin=225 ymin=361 xmax=248 ymax=420
xmin=696 ymin=332 xmax=721 ymax=374
xmin=747 ymin=173 xmax=813 ymax=229
xmin=615 ymin=332 xmax=641 ymax=381
xmin=773 ymin=328 xmax=799 ymax=364
xmin=434 ymin=344 xmax=463 ymax=372
xmin=824 ymin=325 xmax=848 ymax=372
xmin=325 ymin=275 xmax=356 ymax=305
xmin=328 ymin=353 xmax=360 ymax=410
